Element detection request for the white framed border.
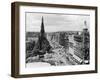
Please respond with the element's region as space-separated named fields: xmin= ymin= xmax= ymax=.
xmin=19 ymin=5 xmax=96 ymax=75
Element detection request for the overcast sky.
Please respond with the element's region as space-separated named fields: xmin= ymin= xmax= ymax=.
xmin=26 ymin=12 xmax=90 ymax=32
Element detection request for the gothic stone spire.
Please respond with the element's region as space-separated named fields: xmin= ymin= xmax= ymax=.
xmin=40 ymin=17 xmax=45 ymax=37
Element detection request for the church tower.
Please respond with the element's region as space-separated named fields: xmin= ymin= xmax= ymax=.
xmin=39 ymin=17 xmax=46 ymax=50
xmin=32 ymin=17 xmax=52 ymax=56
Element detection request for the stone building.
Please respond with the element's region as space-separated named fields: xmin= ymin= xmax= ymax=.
xmin=74 ymin=24 xmax=90 ymax=64
xmin=32 ymin=17 xmax=52 ymax=57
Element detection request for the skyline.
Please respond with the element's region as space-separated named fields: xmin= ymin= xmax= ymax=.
xmin=26 ymin=13 xmax=90 ymax=32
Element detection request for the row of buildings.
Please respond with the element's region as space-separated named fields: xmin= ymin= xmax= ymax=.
xmin=46 ymin=28 xmax=90 ymax=64
xmin=73 ymin=28 xmax=90 ymax=64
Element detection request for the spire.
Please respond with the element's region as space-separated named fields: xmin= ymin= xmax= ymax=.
xmin=41 ymin=17 xmax=45 ymax=34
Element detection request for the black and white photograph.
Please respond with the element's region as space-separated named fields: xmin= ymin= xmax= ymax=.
xmin=25 ymin=13 xmax=90 ymax=68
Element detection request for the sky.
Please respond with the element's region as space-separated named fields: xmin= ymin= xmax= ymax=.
xmin=26 ymin=12 xmax=90 ymax=32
